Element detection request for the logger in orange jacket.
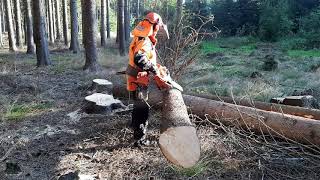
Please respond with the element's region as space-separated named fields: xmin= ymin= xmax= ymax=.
xmin=126 ymin=12 xmax=169 ymax=147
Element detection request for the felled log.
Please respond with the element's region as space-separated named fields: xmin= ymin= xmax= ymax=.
xmin=84 ymin=93 xmax=124 ymax=114
xmin=188 ymin=93 xmax=320 ymax=120
xmin=91 ymin=79 xmax=113 ymax=94
xmin=159 ymin=89 xmax=200 ymax=168
xmin=112 ymin=85 xmax=320 ymax=145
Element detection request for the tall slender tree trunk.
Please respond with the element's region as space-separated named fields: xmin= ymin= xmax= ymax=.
xmin=52 ymin=0 xmax=56 ymax=38
xmin=69 ymin=0 xmax=80 ymax=53
xmin=124 ymin=0 xmax=129 ymax=41
xmin=1 ymin=1 xmax=6 ymax=33
xmin=118 ymin=0 xmax=125 ymax=56
xmin=106 ymin=0 xmax=110 ymax=38
xmin=81 ymin=0 xmax=100 ymax=72
xmin=33 ymin=0 xmax=51 ymax=66
xmin=14 ymin=0 xmax=23 ymax=47
xmin=4 ymin=0 xmax=16 ymax=51
xmin=0 ymin=1 xmax=4 ymax=47
xmin=116 ymin=0 xmax=119 ymax=43
xmin=137 ymin=0 xmax=140 ymax=17
xmin=55 ymin=0 xmax=62 ymax=40
xmin=48 ymin=0 xmax=55 ymax=43
xmin=0 ymin=3 xmax=3 ymax=48
xmin=100 ymin=0 xmax=106 ymax=47
xmin=25 ymin=0 xmax=35 ymax=54
xmin=62 ymin=0 xmax=68 ymax=46
xmin=176 ymin=0 xmax=183 ymax=26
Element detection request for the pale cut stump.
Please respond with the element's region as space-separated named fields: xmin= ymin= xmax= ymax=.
xmin=159 ymin=89 xmax=200 ymax=168
xmin=91 ymin=79 xmax=113 ymax=94
xmin=84 ymin=93 xmax=123 ymax=114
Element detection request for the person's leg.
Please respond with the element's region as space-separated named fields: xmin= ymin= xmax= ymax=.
xmin=130 ymin=89 xmax=150 ymax=146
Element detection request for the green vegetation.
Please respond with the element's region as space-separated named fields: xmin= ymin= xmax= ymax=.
xmin=287 ymin=50 xmax=320 ymax=58
xmin=169 ymin=160 xmax=213 ymax=177
xmin=5 ymin=102 xmax=53 ymax=120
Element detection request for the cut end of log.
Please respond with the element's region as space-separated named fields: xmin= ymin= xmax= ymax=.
xmin=159 ymin=126 xmax=200 ymax=168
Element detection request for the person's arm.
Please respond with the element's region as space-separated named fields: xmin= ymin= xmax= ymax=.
xmin=134 ymin=51 xmax=159 ymax=75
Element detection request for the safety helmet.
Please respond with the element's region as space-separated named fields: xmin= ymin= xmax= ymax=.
xmin=145 ymin=12 xmax=164 ymax=26
xmin=145 ymin=12 xmax=169 ymax=39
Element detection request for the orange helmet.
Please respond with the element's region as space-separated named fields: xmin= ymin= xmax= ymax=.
xmin=145 ymin=12 xmax=169 ymax=39
xmin=145 ymin=12 xmax=164 ymax=26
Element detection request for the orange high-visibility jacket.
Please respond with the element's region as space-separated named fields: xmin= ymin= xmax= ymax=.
xmin=126 ymin=20 xmax=157 ymax=91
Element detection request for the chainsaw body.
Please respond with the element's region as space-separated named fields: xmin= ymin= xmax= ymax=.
xmin=134 ymin=64 xmax=183 ymax=92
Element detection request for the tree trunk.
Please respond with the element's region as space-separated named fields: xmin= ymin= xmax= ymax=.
xmin=188 ymin=93 xmax=320 ymax=120
xmin=4 ymin=0 xmax=16 ymax=51
xmin=33 ymin=0 xmax=51 ymax=66
xmin=25 ymin=0 xmax=35 ymax=54
xmin=118 ymin=0 xmax=125 ymax=56
xmin=137 ymin=0 xmax=140 ymax=17
xmin=112 ymin=85 xmax=320 ymax=146
xmin=81 ymin=0 xmax=100 ymax=72
xmin=13 ymin=0 xmax=22 ymax=47
xmin=55 ymin=0 xmax=62 ymax=40
xmin=52 ymin=0 xmax=56 ymax=38
xmin=0 ymin=1 xmax=3 ymax=47
xmin=116 ymin=0 xmax=119 ymax=43
xmin=48 ymin=0 xmax=55 ymax=43
xmin=69 ymin=0 xmax=80 ymax=53
xmin=175 ymin=0 xmax=183 ymax=26
xmin=124 ymin=0 xmax=129 ymax=41
xmin=62 ymin=0 xmax=68 ymax=46
xmin=100 ymin=0 xmax=106 ymax=47
xmin=159 ymin=89 xmax=200 ymax=168
xmin=106 ymin=0 xmax=110 ymax=39
xmin=1 ymin=1 xmax=6 ymax=33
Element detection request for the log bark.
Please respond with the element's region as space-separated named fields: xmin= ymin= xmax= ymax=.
xmin=55 ymin=0 xmax=62 ymax=40
xmin=112 ymin=85 xmax=320 ymax=145
xmin=188 ymin=93 xmax=320 ymax=120
xmin=14 ymin=0 xmax=22 ymax=47
xmin=62 ymin=0 xmax=68 ymax=46
xmin=69 ymin=0 xmax=80 ymax=53
xmin=81 ymin=0 xmax=100 ymax=72
xmin=33 ymin=0 xmax=51 ymax=66
xmin=100 ymin=0 xmax=106 ymax=47
xmin=4 ymin=0 xmax=17 ymax=51
xmin=25 ymin=0 xmax=35 ymax=54
xmin=159 ymin=89 xmax=200 ymax=168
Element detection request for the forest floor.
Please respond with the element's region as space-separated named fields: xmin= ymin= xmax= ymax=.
xmin=0 ymin=40 xmax=320 ymax=179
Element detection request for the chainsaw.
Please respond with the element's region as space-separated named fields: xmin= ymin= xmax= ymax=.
xmin=126 ymin=63 xmax=183 ymax=92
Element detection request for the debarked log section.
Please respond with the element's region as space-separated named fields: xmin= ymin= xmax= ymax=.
xmin=112 ymin=85 xmax=320 ymax=145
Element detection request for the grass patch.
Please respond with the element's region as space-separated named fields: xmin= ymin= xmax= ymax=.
xmin=288 ymin=49 xmax=320 ymax=58
xmin=5 ymin=102 xmax=53 ymax=120
xmin=201 ymin=41 xmax=227 ymax=54
xmin=169 ymin=160 xmax=213 ymax=177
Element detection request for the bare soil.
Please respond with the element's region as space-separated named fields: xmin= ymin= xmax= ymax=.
xmin=0 ymin=49 xmax=320 ymax=179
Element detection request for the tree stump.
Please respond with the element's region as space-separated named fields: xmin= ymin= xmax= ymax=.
xmin=91 ymin=79 xmax=113 ymax=94
xmin=84 ymin=93 xmax=124 ymax=114
xmin=159 ymin=89 xmax=200 ymax=168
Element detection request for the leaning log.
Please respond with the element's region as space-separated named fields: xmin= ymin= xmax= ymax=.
xmin=159 ymin=89 xmax=200 ymax=168
xmin=112 ymin=85 xmax=320 ymax=145
xmin=188 ymin=93 xmax=320 ymax=120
